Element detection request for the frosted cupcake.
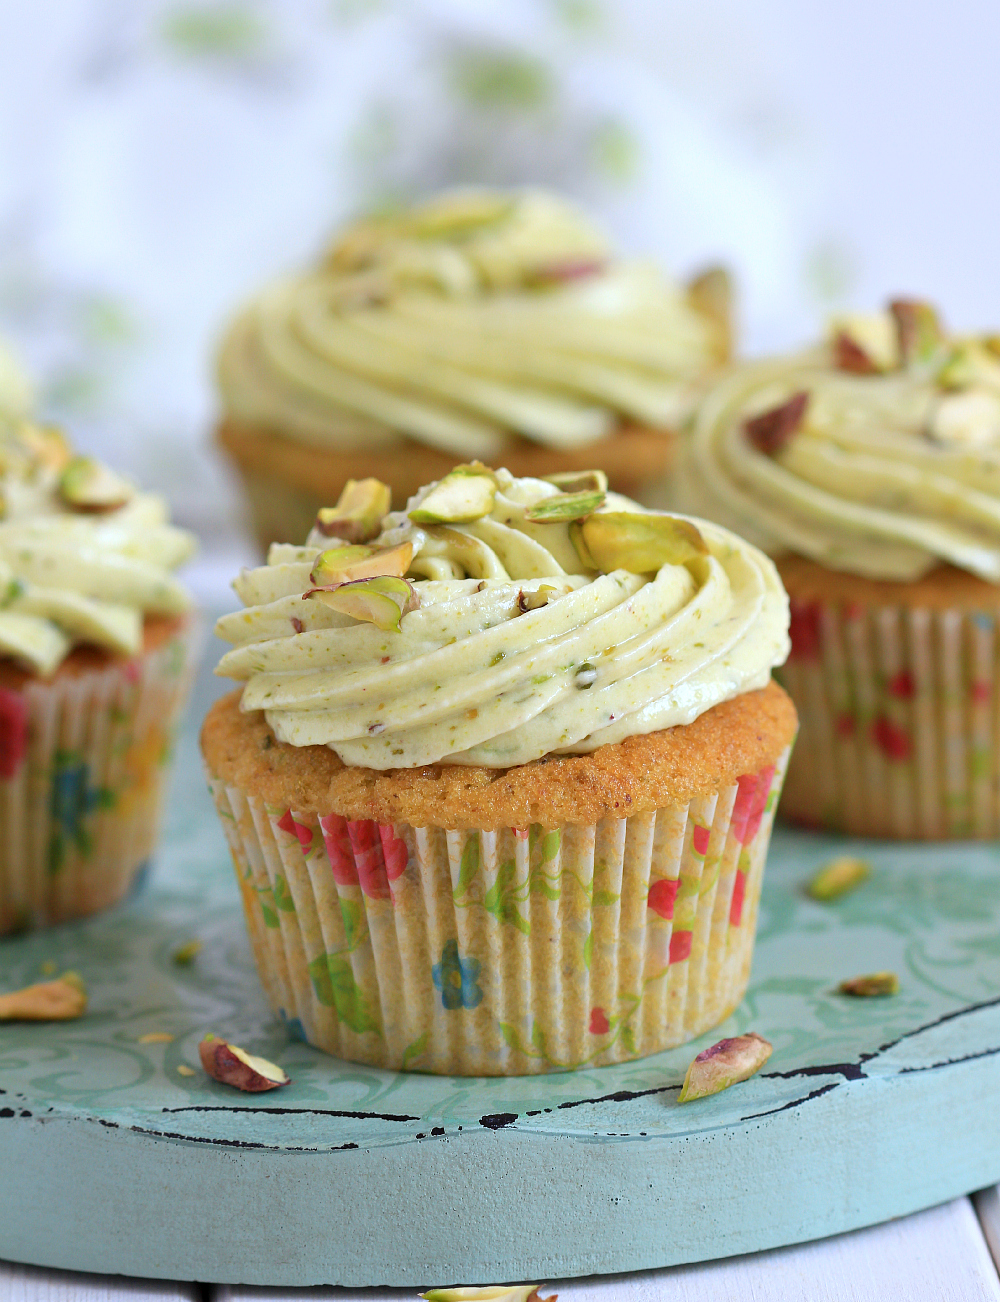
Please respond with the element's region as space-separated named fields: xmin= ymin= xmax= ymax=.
xmin=0 ymin=422 xmax=197 ymax=932
xmin=201 ymin=466 xmax=794 ymax=1075
xmin=681 ymin=299 xmax=1000 ymax=838
xmin=215 ymin=188 xmax=731 ymax=549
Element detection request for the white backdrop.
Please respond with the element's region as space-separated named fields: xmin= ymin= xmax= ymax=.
xmin=1 ymin=0 xmax=997 ymax=583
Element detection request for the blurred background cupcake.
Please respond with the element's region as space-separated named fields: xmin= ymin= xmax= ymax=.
xmin=679 ymin=299 xmax=1000 ymax=839
xmin=201 ymin=466 xmax=794 ymax=1074
xmin=0 ymin=373 xmax=197 ymax=932
xmin=215 ymin=187 xmax=731 ymax=550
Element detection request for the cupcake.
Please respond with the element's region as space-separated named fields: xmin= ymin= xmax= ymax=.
xmin=0 ymin=421 xmax=198 ymax=932
xmin=201 ymin=465 xmax=794 ymax=1075
xmin=680 ymin=298 xmax=1000 ymax=838
xmin=215 ymin=188 xmax=731 ymax=550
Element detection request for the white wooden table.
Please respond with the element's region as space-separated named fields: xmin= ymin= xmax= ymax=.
xmin=4 ymin=1190 xmax=1000 ymax=1302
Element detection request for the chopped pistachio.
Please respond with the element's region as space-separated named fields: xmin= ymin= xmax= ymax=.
xmin=409 ymin=467 xmax=497 ymax=524
xmin=308 ymin=575 xmax=419 ymax=631
xmin=315 ymin=478 xmax=391 ymax=542
xmin=58 ymin=456 xmax=134 ymax=512
xmin=928 ymin=389 xmax=1000 ymax=446
xmin=891 ymin=298 xmax=944 ymax=369
xmin=0 ymin=972 xmax=87 ymax=1021
xmin=838 ymin=971 xmax=899 ymax=997
xmin=309 ymin=541 xmax=413 ymax=587
xmin=199 ymin=1033 xmax=290 ymax=1091
xmin=20 ymin=424 xmax=73 ymax=472
xmin=832 ymin=331 xmax=880 ymax=375
xmin=524 ymin=489 xmax=605 ymax=523
xmin=807 ymin=856 xmax=871 ymax=901
xmin=172 ymin=939 xmax=202 ymax=965
xmin=686 ymin=264 xmax=732 ymax=359
xmin=581 ymin=512 xmax=708 ymax=574
xmin=678 ymin=1031 xmax=773 ymax=1103
xmin=574 ymin=663 xmax=597 ymax=689
xmin=138 ymin=1031 xmax=175 ymax=1044
xmin=176 ymin=1064 xmax=196 ymax=1077
xmin=743 ymin=390 xmax=809 ymax=456
xmin=542 ymin=469 xmax=608 ymax=494
xmin=517 ymin=585 xmax=557 ymax=613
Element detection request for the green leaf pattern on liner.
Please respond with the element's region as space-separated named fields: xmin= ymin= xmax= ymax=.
xmin=308 ymin=952 xmax=381 ymax=1036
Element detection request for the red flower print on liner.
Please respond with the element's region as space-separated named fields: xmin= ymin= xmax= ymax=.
xmin=647 ymin=878 xmax=679 ymax=920
xmin=277 ymin=809 xmax=313 ymax=849
xmin=972 ymin=681 xmax=991 ymax=704
xmin=887 ymin=669 xmax=915 ymax=700
xmin=692 ymin=823 xmax=710 ymax=856
xmin=0 ymin=689 xmax=28 ymax=781
xmin=871 ymin=716 xmax=911 ymax=762
xmin=835 ymin=712 xmax=856 ymax=738
xmin=124 ymin=659 xmax=141 ymax=685
xmin=319 ymin=814 xmax=408 ymax=900
xmin=730 ymin=871 xmax=747 ymax=926
xmin=731 ymin=766 xmax=776 ymax=847
xmin=589 ymin=1007 xmax=610 ymax=1035
xmin=669 ymin=930 xmax=693 ymax=963
xmin=787 ymin=601 xmax=822 ymax=661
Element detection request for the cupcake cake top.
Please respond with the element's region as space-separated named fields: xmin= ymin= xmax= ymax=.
xmin=215 ymin=465 xmax=788 ymax=769
xmin=682 ymin=298 xmax=1000 ymax=583
xmin=0 ymin=422 xmax=196 ymax=676
xmin=216 ymin=188 xmax=730 ymax=462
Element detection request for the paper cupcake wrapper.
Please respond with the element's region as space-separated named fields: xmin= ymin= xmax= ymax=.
xmin=777 ymin=597 xmax=1000 ymax=838
xmin=207 ymin=746 xmax=790 ymax=1076
xmin=0 ymin=618 xmax=200 ymax=933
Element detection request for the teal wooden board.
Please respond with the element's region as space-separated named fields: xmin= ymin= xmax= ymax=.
xmin=2 ymin=659 xmax=1000 ymax=1285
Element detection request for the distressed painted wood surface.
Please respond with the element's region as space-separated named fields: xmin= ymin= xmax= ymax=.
xmin=4 ymin=1194 xmax=1000 ymax=1301
xmin=2 ymin=667 xmax=1000 ymax=1285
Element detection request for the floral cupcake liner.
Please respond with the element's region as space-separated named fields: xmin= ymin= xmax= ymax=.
xmin=777 ymin=597 xmax=1000 ymax=838
xmin=0 ymin=617 xmax=200 ymax=934
xmin=206 ymin=746 xmax=790 ymax=1076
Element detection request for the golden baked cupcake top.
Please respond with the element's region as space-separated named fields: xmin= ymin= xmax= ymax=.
xmin=216 ymin=188 xmax=730 ymax=461
xmin=0 ymin=422 xmax=196 ymax=675
xmin=680 ymin=298 xmax=1000 ymax=582
xmin=215 ymin=465 xmax=789 ymax=769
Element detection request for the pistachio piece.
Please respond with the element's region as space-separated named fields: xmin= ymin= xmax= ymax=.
xmin=524 ymin=489 xmax=605 ymax=523
xmin=936 ymin=341 xmax=1000 ymax=393
xmin=838 ymin=971 xmax=899 ymax=997
xmin=891 ymin=298 xmax=944 ymax=368
xmin=314 ymin=478 xmax=391 ymax=542
xmin=138 ymin=1032 xmax=175 ymax=1044
xmin=172 ymin=939 xmax=202 ymax=965
xmin=832 ymin=331 xmax=880 ymax=375
xmin=678 ymin=1031 xmax=772 ymax=1103
xmin=0 ymin=972 xmax=87 ymax=1021
xmin=542 ymin=469 xmax=608 ymax=494
xmin=517 ymin=584 xmax=557 ymax=613
xmin=409 ymin=467 xmax=497 ymax=524
xmin=307 ymin=575 xmax=418 ymax=632
xmin=198 ymin=1033 xmax=290 ymax=1092
xmin=686 ymin=265 xmax=733 ymax=359
xmin=20 ymin=424 xmax=73 ymax=472
xmin=309 ymin=541 xmax=413 ymax=587
xmin=422 ymin=1288 xmax=554 ymax=1302
xmin=828 ymin=313 xmax=899 ymax=372
xmin=581 ymin=512 xmax=708 ymax=574
xmin=568 ymin=520 xmax=597 ymax=571
xmin=928 ymin=389 xmax=1000 ymax=446
xmin=743 ymin=390 xmax=809 ymax=456
xmin=176 ymin=1064 xmax=196 ymax=1077
xmin=807 ymin=856 xmax=871 ymax=901
xmin=58 ymin=456 xmax=134 ymax=512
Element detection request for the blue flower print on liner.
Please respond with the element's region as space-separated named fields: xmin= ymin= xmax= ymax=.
xmin=48 ymin=749 xmax=114 ymax=874
xmin=279 ymin=1009 xmax=308 ymax=1043
xmin=432 ymin=939 xmax=483 ymax=1010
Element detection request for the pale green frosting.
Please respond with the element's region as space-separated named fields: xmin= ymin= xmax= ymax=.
xmin=216 ymin=189 xmax=725 ymax=459
xmin=680 ymin=313 xmax=1000 ymax=582
xmin=214 ymin=468 xmax=789 ymax=770
xmin=0 ymin=427 xmax=196 ymax=676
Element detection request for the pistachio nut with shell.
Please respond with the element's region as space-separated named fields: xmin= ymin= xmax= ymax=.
xmin=306 ymin=574 xmax=419 ymax=632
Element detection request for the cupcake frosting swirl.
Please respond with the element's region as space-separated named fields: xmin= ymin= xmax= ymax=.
xmin=215 ymin=468 xmax=788 ymax=769
xmin=0 ymin=425 xmax=196 ymax=676
xmin=681 ymin=302 xmax=1000 ymax=582
xmin=217 ymin=189 xmax=728 ymax=460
